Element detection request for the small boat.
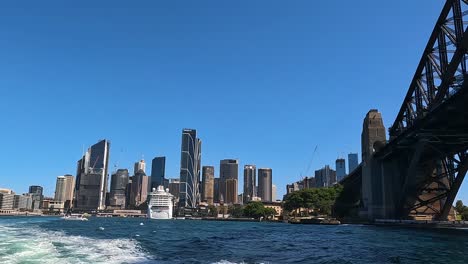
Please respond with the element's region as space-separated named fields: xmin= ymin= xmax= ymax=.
xmin=62 ymin=214 xmax=89 ymax=221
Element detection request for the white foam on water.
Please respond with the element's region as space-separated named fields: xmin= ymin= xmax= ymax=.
xmin=0 ymin=223 xmax=152 ymax=264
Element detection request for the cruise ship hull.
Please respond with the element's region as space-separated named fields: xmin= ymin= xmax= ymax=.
xmin=147 ymin=207 xmax=172 ymax=220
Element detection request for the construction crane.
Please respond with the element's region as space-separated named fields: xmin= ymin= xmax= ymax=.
xmin=300 ymin=145 xmax=318 ymax=181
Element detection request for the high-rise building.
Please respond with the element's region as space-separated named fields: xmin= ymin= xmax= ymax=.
xmin=29 ymin=185 xmax=43 ymax=210
xmin=225 ymin=178 xmax=238 ymax=204
xmin=348 ymin=153 xmax=359 ymax=173
xmin=201 ymin=166 xmax=214 ymax=205
xmin=168 ymin=178 xmax=180 ymax=199
xmin=150 ymin=157 xmax=166 ymax=189
xmin=214 ymin=178 xmax=220 ymax=203
xmin=272 ymin=184 xmax=277 ymax=201
xmin=109 ymin=169 xmax=129 ymax=209
xmin=179 ymin=129 xmax=202 ymax=209
xmin=258 ymin=168 xmax=272 ymax=202
xmin=134 ymin=159 xmax=146 ymax=174
xmin=315 ymin=165 xmax=336 ymax=187
xmin=336 ymin=158 xmax=346 ymax=182
xmin=220 ymin=159 xmax=238 ymax=204
xmin=54 ymin=175 xmax=75 ymax=206
xmin=130 ymin=169 xmax=149 ymax=207
xmin=74 ymin=139 xmax=110 ymax=210
xmin=13 ymin=194 xmax=32 ymax=210
xmin=243 ymin=165 xmax=256 ymax=203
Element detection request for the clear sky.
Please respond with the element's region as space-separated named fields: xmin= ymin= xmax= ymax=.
xmin=0 ymin=0 xmax=466 ymax=203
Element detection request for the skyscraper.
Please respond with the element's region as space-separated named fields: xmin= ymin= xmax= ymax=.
xmin=134 ymin=159 xmax=146 ymax=174
xmin=315 ymin=165 xmax=336 ymax=187
xmin=179 ymin=129 xmax=202 ymax=208
xmin=243 ymin=165 xmax=256 ymax=203
xmin=201 ymin=166 xmax=214 ymax=205
xmin=109 ymin=169 xmax=129 ymax=209
xmin=272 ymin=184 xmax=277 ymax=201
xmin=130 ymin=169 xmax=149 ymax=207
xmin=150 ymin=157 xmax=166 ymax=189
xmin=336 ymin=158 xmax=346 ymax=181
xmin=348 ymin=153 xmax=359 ymax=173
xmin=225 ymin=178 xmax=238 ymax=204
xmin=29 ymin=185 xmax=43 ymax=209
xmin=258 ymin=168 xmax=272 ymax=202
xmin=74 ymin=139 xmax=110 ymax=210
xmin=54 ymin=175 xmax=75 ymax=208
xmin=214 ymin=178 xmax=220 ymax=203
xmin=220 ymin=159 xmax=239 ymax=204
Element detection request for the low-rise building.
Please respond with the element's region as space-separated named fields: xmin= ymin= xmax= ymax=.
xmin=262 ymin=201 xmax=283 ymax=221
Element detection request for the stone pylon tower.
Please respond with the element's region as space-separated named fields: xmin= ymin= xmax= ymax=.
xmin=361 ymin=109 xmax=386 ymax=164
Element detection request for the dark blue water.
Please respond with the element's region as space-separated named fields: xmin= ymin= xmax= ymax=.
xmin=0 ymin=216 xmax=467 ymax=264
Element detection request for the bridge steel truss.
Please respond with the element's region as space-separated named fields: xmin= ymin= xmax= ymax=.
xmin=385 ymin=0 xmax=468 ymax=220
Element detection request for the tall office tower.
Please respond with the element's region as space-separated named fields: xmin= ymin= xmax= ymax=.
xmin=225 ymin=178 xmax=238 ymax=204
xmin=130 ymin=169 xmax=149 ymax=207
xmin=258 ymin=168 xmax=272 ymax=202
xmin=213 ymin=178 xmax=220 ymax=203
xmin=74 ymin=139 xmax=110 ymax=210
xmin=150 ymin=157 xmax=166 ymax=189
xmin=179 ymin=129 xmax=202 ymax=208
xmin=336 ymin=158 xmax=346 ymax=181
xmin=361 ymin=109 xmax=386 ymax=163
xmin=220 ymin=159 xmax=239 ymax=204
xmin=243 ymin=165 xmax=256 ymax=203
xmin=272 ymin=184 xmax=277 ymax=201
xmin=134 ymin=159 xmax=146 ymax=174
xmin=109 ymin=169 xmax=129 ymax=209
xmin=168 ymin=178 xmax=180 ymax=198
xmin=28 ymin=185 xmax=43 ymax=209
xmin=348 ymin=153 xmax=359 ymax=173
xmin=314 ymin=165 xmax=336 ymax=187
xmin=201 ymin=166 xmax=214 ymax=205
xmin=54 ymin=175 xmax=75 ymax=206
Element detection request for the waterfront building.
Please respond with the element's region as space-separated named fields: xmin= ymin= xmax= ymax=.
xmin=29 ymin=185 xmax=43 ymax=210
xmin=243 ymin=165 xmax=256 ymax=203
xmin=109 ymin=169 xmax=129 ymax=209
xmin=225 ymin=178 xmax=238 ymax=204
xmin=262 ymin=201 xmax=283 ymax=220
xmin=315 ymin=165 xmax=336 ymax=187
xmin=179 ymin=128 xmax=202 ymax=209
xmin=272 ymin=184 xmax=277 ymax=201
xmin=13 ymin=194 xmax=32 ymax=210
xmin=201 ymin=166 xmax=214 ymax=205
xmin=258 ymin=168 xmax=272 ymax=202
xmin=150 ymin=156 xmax=166 ymax=189
xmin=220 ymin=159 xmax=238 ymax=205
xmin=74 ymin=139 xmax=110 ymax=211
xmin=336 ymin=158 xmax=346 ymax=182
xmin=54 ymin=175 xmax=75 ymax=206
xmin=348 ymin=153 xmax=359 ymax=173
xmin=130 ymin=169 xmax=149 ymax=207
xmin=0 ymin=193 xmax=14 ymax=209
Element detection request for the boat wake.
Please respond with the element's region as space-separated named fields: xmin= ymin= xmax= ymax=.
xmin=0 ymin=223 xmax=152 ymax=264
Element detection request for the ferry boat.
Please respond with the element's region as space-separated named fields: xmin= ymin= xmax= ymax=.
xmin=147 ymin=186 xmax=174 ymax=220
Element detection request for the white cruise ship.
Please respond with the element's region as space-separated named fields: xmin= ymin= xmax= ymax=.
xmin=147 ymin=186 xmax=174 ymax=220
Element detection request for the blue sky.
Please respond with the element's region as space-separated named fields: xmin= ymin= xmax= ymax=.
xmin=0 ymin=0 xmax=466 ymax=203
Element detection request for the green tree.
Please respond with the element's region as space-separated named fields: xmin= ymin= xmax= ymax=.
xmin=228 ymin=204 xmax=244 ymax=218
xmin=243 ymin=202 xmax=266 ymax=219
xmin=284 ymin=191 xmax=304 ymax=212
xmin=207 ymin=205 xmax=217 ymax=217
xmin=264 ymin=207 xmax=277 ymax=219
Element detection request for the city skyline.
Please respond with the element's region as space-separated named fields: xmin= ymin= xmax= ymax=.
xmin=1 ymin=0 xmax=467 ymax=203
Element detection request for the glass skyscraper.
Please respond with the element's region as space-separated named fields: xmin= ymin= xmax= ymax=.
xmin=258 ymin=168 xmax=272 ymax=202
xmin=348 ymin=153 xmax=359 ymax=173
xmin=336 ymin=158 xmax=346 ymax=181
xmin=150 ymin=156 xmax=166 ymax=190
xmin=179 ymin=129 xmax=201 ymax=209
xmin=74 ymin=139 xmax=110 ymax=210
xmin=220 ymin=159 xmax=239 ymax=204
xmin=243 ymin=165 xmax=256 ymax=203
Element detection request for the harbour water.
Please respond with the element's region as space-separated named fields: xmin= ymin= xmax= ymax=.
xmin=0 ymin=216 xmax=467 ymax=264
